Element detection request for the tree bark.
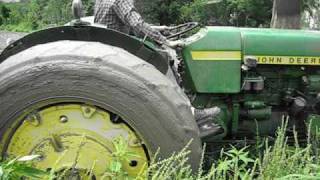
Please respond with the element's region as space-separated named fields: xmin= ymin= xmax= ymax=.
xmin=271 ymin=0 xmax=301 ymax=29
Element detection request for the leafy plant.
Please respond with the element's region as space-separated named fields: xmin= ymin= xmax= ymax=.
xmin=2 ymin=119 xmax=320 ymax=179
xmin=102 ymin=136 xmax=141 ymax=180
xmin=0 ymin=155 xmax=47 ymax=180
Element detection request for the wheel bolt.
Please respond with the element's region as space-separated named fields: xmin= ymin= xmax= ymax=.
xmin=85 ymin=108 xmax=91 ymax=114
xmin=60 ymin=116 xmax=68 ymax=123
xmin=25 ymin=113 xmax=41 ymax=127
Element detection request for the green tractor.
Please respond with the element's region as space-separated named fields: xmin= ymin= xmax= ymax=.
xmin=0 ymin=0 xmax=319 ymax=178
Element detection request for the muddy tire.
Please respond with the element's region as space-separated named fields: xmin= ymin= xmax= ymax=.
xmin=0 ymin=41 xmax=202 ymax=170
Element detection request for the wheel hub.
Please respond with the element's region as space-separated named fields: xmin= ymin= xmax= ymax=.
xmin=4 ymin=104 xmax=148 ymax=178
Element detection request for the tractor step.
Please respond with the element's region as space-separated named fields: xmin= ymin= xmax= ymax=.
xmin=197 ymin=119 xmax=224 ymax=139
xmin=194 ymin=107 xmax=223 ymax=138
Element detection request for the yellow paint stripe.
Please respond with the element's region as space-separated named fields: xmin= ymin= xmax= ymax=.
xmin=245 ymin=55 xmax=320 ymax=66
xmin=191 ymin=51 xmax=242 ymax=61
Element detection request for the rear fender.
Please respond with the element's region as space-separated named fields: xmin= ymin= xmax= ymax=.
xmin=0 ymin=25 xmax=168 ymax=74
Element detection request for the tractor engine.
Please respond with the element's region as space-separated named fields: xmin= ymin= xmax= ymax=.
xmin=237 ymin=62 xmax=320 ymax=137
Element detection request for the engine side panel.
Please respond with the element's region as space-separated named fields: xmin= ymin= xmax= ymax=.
xmin=182 ymin=27 xmax=242 ymax=93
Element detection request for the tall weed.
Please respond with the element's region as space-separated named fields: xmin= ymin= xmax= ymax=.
xmin=2 ymin=119 xmax=320 ymax=180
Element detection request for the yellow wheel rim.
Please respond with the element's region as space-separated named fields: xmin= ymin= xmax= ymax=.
xmin=3 ymin=104 xmax=148 ymax=179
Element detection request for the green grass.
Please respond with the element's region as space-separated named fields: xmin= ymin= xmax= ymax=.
xmin=1 ymin=120 xmax=320 ymax=180
xmin=0 ymin=23 xmax=35 ymax=33
xmin=142 ymin=121 xmax=320 ymax=180
xmin=0 ymin=22 xmax=53 ymax=33
xmin=0 ymin=155 xmax=47 ymax=179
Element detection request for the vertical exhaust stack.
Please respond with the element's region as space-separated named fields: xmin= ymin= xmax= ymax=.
xmin=71 ymin=0 xmax=90 ymax=25
xmin=72 ymin=0 xmax=84 ymax=20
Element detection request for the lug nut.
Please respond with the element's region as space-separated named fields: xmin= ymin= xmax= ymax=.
xmin=25 ymin=113 xmax=41 ymax=127
xmin=60 ymin=116 xmax=68 ymax=123
xmin=85 ymin=108 xmax=91 ymax=114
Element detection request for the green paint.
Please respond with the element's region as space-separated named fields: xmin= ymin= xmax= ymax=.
xmin=182 ymin=27 xmax=242 ymax=93
xmin=308 ymin=75 xmax=320 ymax=92
xmin=242 ymin=28 xmax=320 ymax=56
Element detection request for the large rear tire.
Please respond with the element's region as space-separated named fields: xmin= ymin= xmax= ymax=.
xmin=0 ymin=41 xmax=202 ymax=175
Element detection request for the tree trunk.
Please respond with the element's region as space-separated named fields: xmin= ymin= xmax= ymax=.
xmin=271 ymin=0 xmax=301 ymax=29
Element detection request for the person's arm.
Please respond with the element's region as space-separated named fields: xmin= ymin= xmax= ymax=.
xmin=113 ymin=0 xmax=166 ymax=44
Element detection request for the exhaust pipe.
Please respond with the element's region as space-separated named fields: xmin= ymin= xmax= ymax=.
xmin=71 ymin=0 xmax=90 ymax=26
xmin=72 ymin=0 xmax=84 ymax=20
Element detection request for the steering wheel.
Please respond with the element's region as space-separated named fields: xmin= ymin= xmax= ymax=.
xmin=164 ymin=22 xmax=199 ymax=40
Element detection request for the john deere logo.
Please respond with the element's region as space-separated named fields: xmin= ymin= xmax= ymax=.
xmin=247 ymin=56 xmax=320 ymax=66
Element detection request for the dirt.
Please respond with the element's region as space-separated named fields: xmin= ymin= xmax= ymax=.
xmin=0 ymin=31 xmax=27 ymax=53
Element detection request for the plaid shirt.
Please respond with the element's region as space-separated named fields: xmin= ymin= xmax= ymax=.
xmin=94 ymin=0 xmax=166 ymax=43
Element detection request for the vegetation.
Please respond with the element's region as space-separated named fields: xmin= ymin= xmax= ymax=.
xmin=138 ymin=0 xmax=274 ymax=27
xmin=1 ymin=119 xmax=320 ymax=179
xmin=0 ymin=0 xmax=93 ymax=32
xmin=0 ymin=155 xmax=47 ymax=179
xmin=0 ymin=0 xmax=319 ymax=32
xmin=140 ymin=120 xmax=320 ymax=180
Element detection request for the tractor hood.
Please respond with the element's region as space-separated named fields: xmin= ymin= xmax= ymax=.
xmin=184 ymin=26 xmax=320 ymax=65
xmin=242 ymin=28 xmax=320 ymax=65
xmin=182 ymin=26 xmax=320 ymax=93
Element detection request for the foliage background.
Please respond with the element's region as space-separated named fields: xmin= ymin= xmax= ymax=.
xmin=0 ymin=0 xmax=275 ymax=32
xmin=0 ymin=0 xmax=319 ymax=32
xmin=136 ymin=0 xmax=273 ymax=27
xmin=0 ymin=0 xmax=94 ymax=32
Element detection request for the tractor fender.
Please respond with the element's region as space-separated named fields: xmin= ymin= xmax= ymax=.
xmin=0 ymin=25 xmax=168 ymax=74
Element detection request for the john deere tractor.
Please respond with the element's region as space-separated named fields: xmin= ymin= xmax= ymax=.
xmin=0 ymin=0 xmax=319 ymax=178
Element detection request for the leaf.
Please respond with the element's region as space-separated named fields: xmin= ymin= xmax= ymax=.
xmin=239 ymin=154 xmax=255 ymax=165
xmin=0 ymin=166 xmax=3 ymax=177
xmin=217 ymin=160 xmax=232 ymax=172
xmin=6 ymin=158 xmax=19 ymax=166
xmin=13 ymin=164 xmax=47 ymax=179
xmin=110 ymin=161 xmax=122 ymax=173
xmin=239 ymin=170 xmax=250 ymax=180
xmin=18 ymin=155 xmax=41 ymax=162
